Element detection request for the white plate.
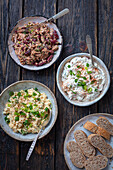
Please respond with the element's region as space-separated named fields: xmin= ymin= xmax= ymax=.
xmin=57 ymin=53 xmax=110 ymax=106
xmin=8 ymin=16 xmax=63 ymax=70
xmin=64 ymin=113 xmax=113 ymax=170
xmin=0 ymin=80 xmax=58 ymax=141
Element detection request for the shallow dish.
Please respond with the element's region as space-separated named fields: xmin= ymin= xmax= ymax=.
xmin=0 ymin=80 xmax=58 ymax=141
xmin=57 ymin=53 xmax=110 ymax=106
xmin=8 ymin=16 xmax=63 ymax=70
xmin=64 ymin=113 xmax=113 ymax=170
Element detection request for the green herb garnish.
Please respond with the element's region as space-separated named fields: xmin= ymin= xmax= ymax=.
xmin=71 ymin=90 xmax=77 ymax=94
xmin=15 ymin=116 xmax=19 ymax=121
xmin=68 ymin=65 xmax=71 ymax=68
xmin=86 ymin=63 xmax=89 ymax=67
xmin=41 ymin=112 xmax=45 ymax=117
xmin=20 ymin=112 xmax=26 ymax=116
xmin=4 ymin=116 xmax=10 ymax=124
xmin=91 ymin=80 xmax=96 ymax=84
xmin=87 ymin=71 xmax=92 ymax=74
xmin=32 ymin=92 xmax=37 ymax=96
xmin=82 ymin=76 xmax=87 ymax=80
xmin=95 ymin=88 xmax=98 ymax=92
xmin=88 ymin=88 xmax=92 ymax=93
xmin=9 ymin=91 xmax=14 ymax=96
xmin=17 ymin=92 xmax=22 ymax=97
xmin=75 ymin=79 xmax=78 ymax=83
xmin=45 ymin=107 xmax=48 ymax=112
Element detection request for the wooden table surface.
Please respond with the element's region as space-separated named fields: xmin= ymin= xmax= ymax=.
xmin=0 ymin=0 xmax=113 ymax=169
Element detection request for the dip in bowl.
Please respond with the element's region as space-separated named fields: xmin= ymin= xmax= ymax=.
xmin=57 ymin=53 xmax=110 ymax=106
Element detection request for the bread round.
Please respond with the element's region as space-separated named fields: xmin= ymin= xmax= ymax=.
xmin=74 ymin=130 xmax=96 ymax=157
xmin=85 ymin=155 xmax=108 ymax=170
xmin=70 ymin=151 xmax=86 ymax=168
xmin=96 ymin=117 xmax=113 ymax=135
xmin=84 ymin=121 xmax=110 ymax=140
xmin=88 ymin=134 xmax=113 ymax=158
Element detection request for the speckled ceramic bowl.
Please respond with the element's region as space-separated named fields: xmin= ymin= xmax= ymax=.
xmin=8 ymin=16 xmax=63 ymax=70
xmin=57 ymin=53 xmax=110 ymax=106
xmin=0 ymin=80 xmax=58 ymax=141
xmin=64 ymin=113 xmax=113 ymax=170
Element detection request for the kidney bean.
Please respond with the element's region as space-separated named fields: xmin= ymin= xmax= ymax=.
xmin=47 ymin=55 xmax=53 ymax=62
xmin=54 ymin=30 xmax=59 ymax=39
xmin=26 ymin=36 xmax=30 ymax=41
xmin=50 ymin=39 xmax=57 ymax=44
xmin=34 ymin=62 xmax=39 ymax=66
xmin=38 ymin=60 xmax=47 ymax=66
xmin=21 ymin=47 xmax=24 ymax=51
xmin=24 ymin=49 xmax=31 ymax=56
xmin=23 ymin=40 xmax=29 ymax=44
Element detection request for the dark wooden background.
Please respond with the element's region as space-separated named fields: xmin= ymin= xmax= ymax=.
xmin=0 ymin=0 xmax=113 ymax=169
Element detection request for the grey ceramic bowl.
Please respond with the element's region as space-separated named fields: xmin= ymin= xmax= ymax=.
xmin=8 ymin=16 xmax=63 ymax=70
xmin=0 ymin=80 xmax=58 ymax=141
xmin=64 ymin=113 xmax=113 ymax=170
xmin=57 ymin=53 xmax=110 ymax=106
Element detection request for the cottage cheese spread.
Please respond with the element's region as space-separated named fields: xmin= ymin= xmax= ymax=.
xmin=62 ymin=56 xmax=105 ymax=102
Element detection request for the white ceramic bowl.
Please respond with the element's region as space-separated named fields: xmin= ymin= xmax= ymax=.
xmin=8 ymin=16 xmax=63 ymax=71
xmin=0 ymin=80 xmax=58 ymax=141
xmin=57 ymin=53 xmax=110 ymax=106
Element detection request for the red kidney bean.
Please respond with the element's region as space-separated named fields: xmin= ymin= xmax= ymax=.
xmin=38 ymin=60 xmax=47 ymax=66
xmin=54 ymin=30 xmax=59 ymax=39
xmin=50 ymin=39 xmax=57 ymax=44
xmin=23 ymin=40 xmax=29 ymax=44
xmin=21 ymin=47 xmax=24 ymax=51
xmin=34 ymin=62 xmax=39 ymax=66
xmin=26 ymin=36 xmax=30 ymax=41
xmin=32 ymin=38 xmax=37 ymax=42
xmin=49 ymin=50 xmax=54 ymax=54
xmin=47 ymin=55 xmax=53 ymax=62
xmin=24 ymin=49 xmax=31 ymax=56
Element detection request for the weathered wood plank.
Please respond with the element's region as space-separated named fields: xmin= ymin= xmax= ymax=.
xmin=98 ymin=0 xmax=113 ymax=113
xmin=0 ymin=0 xmax=22 ymax=169
xmin=20 ymin=1 xmax=56 ymax=170
xmin=55 ymin=0 xmax=97 ymax=169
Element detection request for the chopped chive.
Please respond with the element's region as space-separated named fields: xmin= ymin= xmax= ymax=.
xmin=8 ymin=99 xmax=11 ymax=102
xmin=91 ymin=80 xmax=96 ymax=84
xmin=14 ymin=112 xmax=19 ymax=115
xmin=75 ymin=79 xmax=78 ymax=83
xmin=68 ymin=65 xmax=71 ymax=68
xmin=77 ymin=71 xmax=81 ymax=74
xmin=17 ymin=92 xmax=22 ymax=97
xmin=71 ymin=90 xmax=77 ymax=94
xmin=33 ymin=118 xmax=36 ymax=121
xmin=12 ymin=96 xmax=17 ymax=99
xmin=89 ymin=75 xmax=92 ymax=79
xmin=83 ymin=85 xmax=87 ymax=91
xmin=82 ymin=76 xmax=87 ymax=80
xmin=70 ymin=85 xmax=72 ymax=88
xmin=85 ymin=67 xmax=88 ymax=71
xmin=23 ymin=120 xmax=29 ymax=125
xmin=29 ymin=123 xmax=33 ymax=127
xmin=29 ymin=104 xmax=33 ymax=110
xmin=44 ymin=114 xmax=48 ymax=119
xmin=24 ymin=89 xmax=28 ymax=93
xmin=70 ymin=70 xmax=73 ymax=75
xmin=86 ymin=63 xmax=89 ymax=67
xmin=35 ymin=88 xmax=38 ymax=91
xmin=37 ymin=98 xmax=40 ymax=101
xmin=20 ymin=112 xmax=26 ymax=116
xmin=88 ymin=88 xmax=92 ymax=93
xmin=87 ymin=71 xmax=92 ymax=74
xmin=4 ymin=116 xmax=10 ymax=124
xmin=32 ymin=92 xmax=37 ymax=96
xmin=15 ymin=116 xmax=19 ymax=121
xmin=9 ymin=91 xmax=14 ymax=96
xmin=7 ymin=104 xmax=11 ymax=107
xmin=95 ymin=88 xmax=98 ymax=92
xmin=41 ymin=112 xmax=45 ymax=117
xmin=76 ymin=74 xmax=80 ymax=78
xmin=45 ymin=107 xmax=48 ymax=112
xmin=77 ymin=65 xmax=81 ymax=68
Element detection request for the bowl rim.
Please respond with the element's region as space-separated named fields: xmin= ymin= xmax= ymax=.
xmin=0 ymin=80 xmax=58 ymax=141
xmin=63 ymin=113 xmax=113 ymax=170
xmin=56 ymin=53 xmax=110 ymax=106
xmin=8 ymin=16 xmax=63 ymax=71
